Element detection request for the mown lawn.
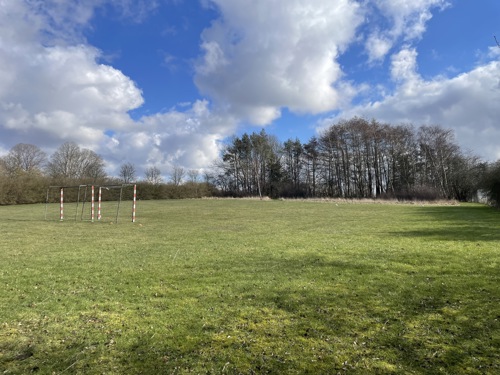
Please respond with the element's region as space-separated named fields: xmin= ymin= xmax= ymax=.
xmin=0 ymin=199 xmax=499 ymax=374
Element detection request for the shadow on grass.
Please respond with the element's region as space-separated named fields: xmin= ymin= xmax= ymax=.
xmin=390 ymin=204 xmax=500 ymax=242
xmin=223 ymin=251 xmax=500 ymax=374
xmin=2 ymin=211 xmax=498 ymax=374
xmin=2 ymin=217 xmax=46 ymax=222
xmin=3 ymin=251 xmax=497 ymax=374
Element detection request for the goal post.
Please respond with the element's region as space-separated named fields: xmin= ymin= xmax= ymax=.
xmin=59 ymin=187 xmax=64 ymax=221
xmin=132 ymin=183 xmax=137 ymax=223
xmin=45 ymin=184 xmax=137 ymax=223
xmin=92 ymin=183 xmax=137 ymax=223
xmin=45 ymin=185 xmax=88 ymax=221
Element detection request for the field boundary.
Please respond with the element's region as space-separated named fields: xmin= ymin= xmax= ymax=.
xmin=202 ymin=196 xmax=461 ymax=205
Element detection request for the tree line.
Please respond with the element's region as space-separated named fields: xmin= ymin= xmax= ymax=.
xmin=0 ymin=142 xmax=213 ymax=204
xmin=211 ymin=117 xmax=499 ymax=205
xmin=1 ymin=117 xmax=500 ymax=206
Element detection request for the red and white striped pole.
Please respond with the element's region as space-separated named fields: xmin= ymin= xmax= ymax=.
xmin=132 ymin=184 xmax=137 ymax=223
xmin=91 ymin=185 xmax=95 ymax=222
xmin=60 ymin=187 xmax=64 ymax=221
xmin=98 ymin=187 xmax=102 ymax=221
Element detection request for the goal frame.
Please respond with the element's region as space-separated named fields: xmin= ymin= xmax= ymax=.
xmin=95 ymin=184 xmax=137 ymax=223
xmin=45 ymin=184 xmax=137 ymax=223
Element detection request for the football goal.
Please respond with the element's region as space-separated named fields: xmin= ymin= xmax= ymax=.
xmin=45 ymin=184 xmax=137 ymax=223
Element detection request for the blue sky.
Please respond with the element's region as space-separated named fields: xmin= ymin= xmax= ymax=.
xmin=1 ymin=0 xmax=500 ymax=178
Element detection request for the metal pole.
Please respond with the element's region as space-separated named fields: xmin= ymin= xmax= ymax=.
xmin=75 ymin=185 xmax=84 ymax=221
xmin=60 ymin=188 xmax=64 ymax=221
xmin=132 ymin=184 xmax=137 ymax=223
xmin=44 ymin=187 xmax=50 ymax=220
xmin=116 ymin=185 xmax=123 ymax=223
xmin=98 ymin=186 xmax=102 ymax=221
xmin=91 ymin=185 xmax=95 ymax=222
xmin=81 ymin=185 xmax=88 ymax=221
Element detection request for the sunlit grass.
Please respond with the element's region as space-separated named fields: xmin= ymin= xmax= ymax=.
xmin=1 ymin=200 xmax=499 ymax=374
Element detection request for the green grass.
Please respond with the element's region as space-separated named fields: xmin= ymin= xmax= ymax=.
xmin=1 ymin=200 xmax=499 ymax=374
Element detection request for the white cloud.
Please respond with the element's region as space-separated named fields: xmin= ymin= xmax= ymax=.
xmin=327 ymin=53 xmax=500 ymax=161
xmin=0 ymin=1 xmax=145 ymax=148
xmin=195 ymin=0 xmax=364 ymax=125
xmin=0 ymin=0 xmax=239 ymax=176
xmin=390 ymin=47 xmax=419 ymax=83
xmin=4 ymin=0 xmax=498 ymax=182
xmin=99 ymin=100 xmax=238 ymax=178
xmin=0 ymin=41 xmax=144 ymax=146
xmin=22 ymin=0 xmax=103 ymax=45
xmin=365 ymin=32 xmax=393 ymax=62
xmin=364 ymin=0 xmax=449 ymax=62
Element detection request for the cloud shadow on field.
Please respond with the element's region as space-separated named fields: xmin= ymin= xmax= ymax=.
xmin=388 ymin=204 xmax=500 ymax=242
xmin=219 ymin=249 xmax=500 ymax=374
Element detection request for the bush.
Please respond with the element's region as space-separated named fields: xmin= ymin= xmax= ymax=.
xmin=480 ymin=161 xmax=500 ymax=208
xmin=0 ymin=172 xmax=48 ymax=205
xmin=393 ymin=186 xmax=442 ymax=202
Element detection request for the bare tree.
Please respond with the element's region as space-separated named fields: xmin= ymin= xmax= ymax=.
xmin=80 ymin=149 xmax=107 ymax=181
xmin=47 ymin=142 xmax=81 ymax=179
xmin=0 ymin=158 xmax=6 ymax=176
xmin=248 ymin=130 xmax=282 ymax=199
xmin=119 ymin=162 xmax=136 ymax=183
xmin=46 ymin=142 xmax=106 ymax=182
xmin=187 ymin=169 xmax=199 ymax=183
xmin=303 ymin=137 xmax=319 ymax=197
xmin=3 ymin=143 xmax=47 ymax=175
xmin=283 ymin=138 xmax=303 ymax=192
xmin=170 ymin=165 xmax=185 ymax=186
xmin=418 ymin=125 xmax=459 ymax=198
xmin=145 ymin=166 xmax=163 ymax=185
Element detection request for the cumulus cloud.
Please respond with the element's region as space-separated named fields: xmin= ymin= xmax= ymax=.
xmin=2 ymin=0 xmax=497 ymax=180
xmin=0 ymin=0 xmax=233 ymax=176
xmin=390 ymin=47 xmax=419 ymax=83
xmin=0 ymin=1 xmax=143 ymax=149
xmin=365 ymin=32 xmax=393 ymax=62
xmin=195 ymin=0 xmax=364 ymax=125
xmin=100 ymin=100 xmax=238 ymax=177
xmin=326 ymin=47 xmax=500 ymax=161
xmin=364 ymin=0 xmax=449 ymax=62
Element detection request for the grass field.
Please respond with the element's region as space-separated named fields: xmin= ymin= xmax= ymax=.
xmin=0 ymin=199 xmax=499 ymax=374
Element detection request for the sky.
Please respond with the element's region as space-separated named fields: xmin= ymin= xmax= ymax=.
xmin=1 ymin=0 xmax=500 ymax=179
